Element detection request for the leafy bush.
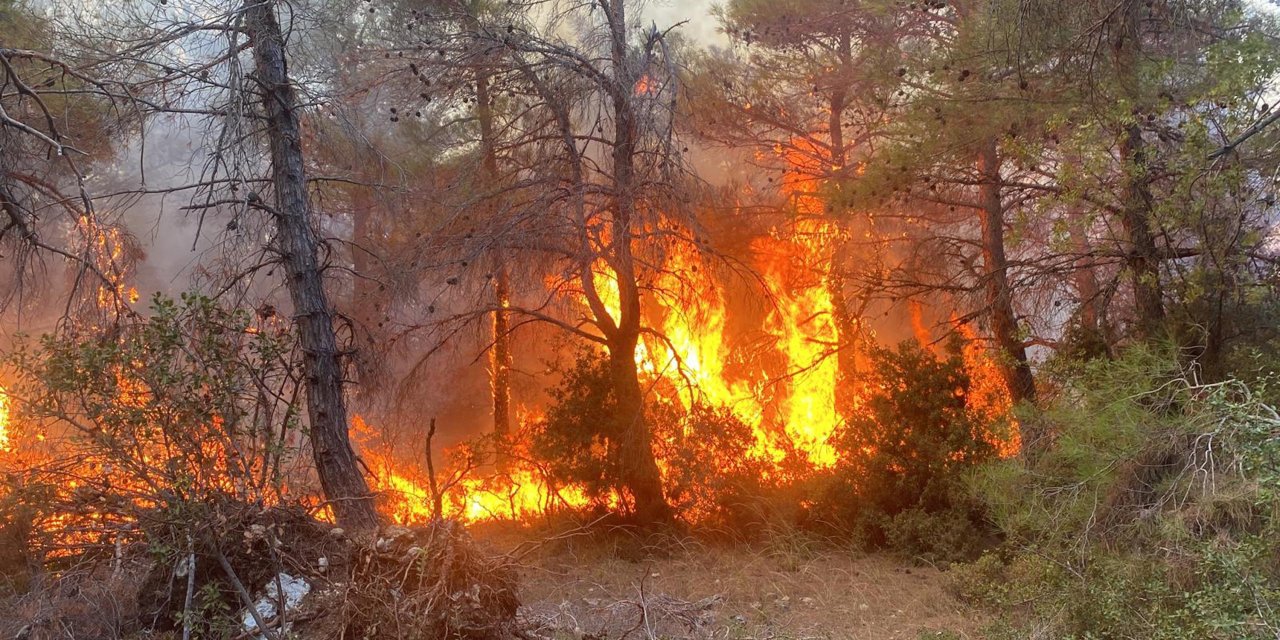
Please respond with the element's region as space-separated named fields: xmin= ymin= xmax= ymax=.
xmin=529 ymin=351 xmax=628 ymax=507
xmin=820 ymin=340 xmax=1007 ymax=561
xmin=654 ymin=403 xmax=769 ymax=525
xmin=0 ymin=292 xmax=310 ymax=630
xmin=954 ymin=345 xmax=1280 ymax=639
xmin=530 ymin=349 xmax=769 ymax=525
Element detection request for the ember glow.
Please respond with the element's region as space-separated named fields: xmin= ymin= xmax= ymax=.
xmin=77 ymin=215 xmax=139 ymax=309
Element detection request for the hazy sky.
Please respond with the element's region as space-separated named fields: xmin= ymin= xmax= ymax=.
xmin=646 ymin=0 xmax=724 ymax=45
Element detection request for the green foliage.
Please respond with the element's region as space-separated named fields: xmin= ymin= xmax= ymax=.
xmin=955 ymin=345 xmax=1280 ymax=638
xmin=530 ymin=351 xmax=627 ymax=505
xmin=2 ymin=293 xmax=306 ymax=563
xmin=820 ymin=340 xmax=1005 ymax=561
xmin=530 ymin=350 xmax=770 ymax=525
xmin=654 ymin=403 xmax=770 ymax=525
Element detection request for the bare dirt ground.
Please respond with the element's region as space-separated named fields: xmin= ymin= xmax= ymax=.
xmin=493 ymin=530 xmax=985 ymax=640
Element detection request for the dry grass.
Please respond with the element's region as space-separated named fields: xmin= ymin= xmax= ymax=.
xmin=485 ymin=526 xmax=984 ymax=640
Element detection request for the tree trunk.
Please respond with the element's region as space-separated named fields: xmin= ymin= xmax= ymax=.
xmin=976 ymin=139 xmax=1036 ymax=404
xmin=349 ymin=187 xmax=386 ymax=392
xmin=1118 ymin=123 xmax=1165 ymax=337
xmin=1112 ymin=0 xmax=1164 ymax=338
xmin=244 ymin=0 xmax=378 ymax=530
xmin=826 ymin=39 xmax=859 ymax=417
xmin=476 ymin=67 xmax=513 ymax=451
xmin=607 ymin=333 xmax=669 ymax=524
xmin=1068 ymin=208 xmax=1102 ymax=334
xmin=1066 ymin=205 xmax=1113 ymax=360
xmin=491 ymin=264 xmax=512 ymax=446
xmin=603 ymin=0 xmax=670 ymax=524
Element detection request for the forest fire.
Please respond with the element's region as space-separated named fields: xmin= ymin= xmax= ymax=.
xmin=0 ymin=146 xmax=1021 ymax=536
xmin=349 ymin=133 xmax=1020 ymax=525
xmin=750 ymin=220 xmax=843 ymax=467
xmin=357 ymin=415 xmax=600 ymax=524
xmin=4 ymin=0 xmax=1277 ymax=636
xmin=351 ymin=204 xmax=1020 ymax=526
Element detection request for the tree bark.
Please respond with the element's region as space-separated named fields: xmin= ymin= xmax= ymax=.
xmin=1118 ymin=123 xmax=1165 ymax=337
xmin=476 ymin=67 xmax=513 ymax=451
xmin=244 ymin=0 xmax=378 ymax=530
xmin=826 ymin=34 xmax=859 ymax=417
xmin=603 ymin=0 xmax=670 ymax=524
xmin=1112 ymin=0 xmax=1165 ymax=338
xmin=1068 ymin=208 xmax=1102 ymax=334
xmin=976 ymin=139 xmax=1036 ymax=404
xmin=606 ymin=332 xmax=669 ymax=523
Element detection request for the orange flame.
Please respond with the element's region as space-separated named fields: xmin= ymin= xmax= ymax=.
xmin=0 ymin=387 xmax=10 ymax=453
xmin=954 ymin=321 xmax=1020 ymax=456
xmin=634 ymin=73 xmax=658 ymax=96
xmin=356 ymin=415 xmax=601 ymax=525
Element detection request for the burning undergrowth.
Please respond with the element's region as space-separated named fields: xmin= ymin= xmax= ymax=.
xmin=0 ymin=294 xmax=505 ymax=638
xmin=362 ymin=333 xmax=1014 ymax=546
xmin=356 ymin=209 xmax=1020 ymax=533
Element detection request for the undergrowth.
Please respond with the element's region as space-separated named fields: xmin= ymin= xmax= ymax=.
xmin=952 ymin=345 xmax=1280 ymax=638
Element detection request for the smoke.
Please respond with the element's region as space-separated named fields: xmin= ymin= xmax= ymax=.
xmin=644 ymin=0 xmax=724 ymax=47
xmin=100 ymin=119 xmax=237 ymax=303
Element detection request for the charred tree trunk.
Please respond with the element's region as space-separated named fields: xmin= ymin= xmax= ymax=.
xmin=604 ymin=0 xmax=670 ymax=525
xmin=826 ymin=35 xmax=859 ymax=417
xmin=476 ymin=68 xmax=513 ymax=451
xmin=976 ymin=139 xmax=1036 ymax=404
xmin=244 ymin=0 xmax=378 ymax=530
xmin=606 ymin=332 xmax=669 ymax=523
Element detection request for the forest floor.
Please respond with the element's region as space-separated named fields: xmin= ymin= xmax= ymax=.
xmin=475 ymin=524 xmax=985 ymax=639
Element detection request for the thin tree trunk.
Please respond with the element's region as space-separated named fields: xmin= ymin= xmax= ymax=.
xmin=976 ymin=139 xmax=1036 ymax=404
xmin=1066 ymin=205 xmax=1113 ymax=361
xmin=1118 ymin=123 xmax=1165 ymax=337
xmin=244 ymin=0 xmax=378 ymax=530
xmin=1113 ymin=0 xmax=1164 ymax=338
xmin=491 ymin=265 xmax=512 ymax=445
xmin=349 ymin=187 xmax=385 ymax=392
xmin=1068 ymin=208 xmax=1102 ymax=334
xmin=476 ymin=67 xmax=513 ymax=451
xmin=826 ymin=36 xmax=858 ymax=417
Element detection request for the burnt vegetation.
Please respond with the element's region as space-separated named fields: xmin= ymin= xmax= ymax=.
xmin=1 ymin=0 xmax=1280 ymax=638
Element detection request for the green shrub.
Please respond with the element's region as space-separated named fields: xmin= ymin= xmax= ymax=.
xmin=530 ymin=349 xmax=770 ymax=526
xmin=957 ymin=344 xmax=1280 ymax=639
xmin=0 ymin=292 xmax=307 ymax=627
xmin=820 ymin=340 xmax=1006 ymax=561
xmin=529 ymin=351 xmax=630 ymax=506
xmin=654 ymin=403 xmax=770 ymax=526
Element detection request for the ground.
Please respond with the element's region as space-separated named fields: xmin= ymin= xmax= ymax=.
xmin=482 ymin=527 xmax=984 ymax=640
xmin=0 ymin=519 xmax=986 ymax=640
